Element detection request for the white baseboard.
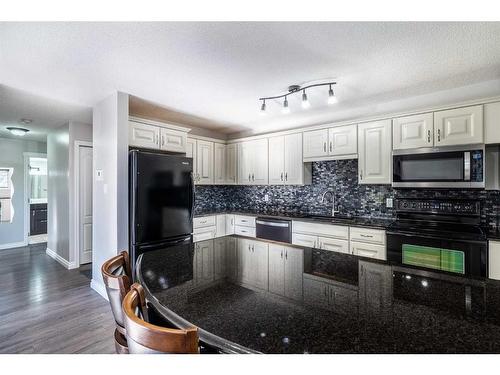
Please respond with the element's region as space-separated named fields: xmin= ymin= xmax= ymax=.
xmin=90 ymin=279 xmax=109 ymax=301
xmin=0 ymin=241 xmax=27 ymax=250
xmin=46 ymin=247 xmax=77 ymax=269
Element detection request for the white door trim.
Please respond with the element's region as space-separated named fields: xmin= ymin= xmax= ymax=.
xmin=23 ymin=152 xmax=47 ymax=247
xmin=73 ymin=141 xmax=93 ymax=268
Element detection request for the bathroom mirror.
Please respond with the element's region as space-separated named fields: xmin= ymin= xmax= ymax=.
xmin=29 ymin=158 xmax=47 ymax=203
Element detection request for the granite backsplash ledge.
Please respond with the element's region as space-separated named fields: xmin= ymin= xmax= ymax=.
xmin=194 ymin=159 xmax=500 ymax=227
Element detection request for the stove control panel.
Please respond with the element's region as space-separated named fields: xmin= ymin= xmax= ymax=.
xmin=395 ymin=199 xmax=480 ymax=215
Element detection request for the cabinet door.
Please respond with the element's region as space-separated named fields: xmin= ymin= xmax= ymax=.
xmin=215 ymin=214 xmax=226 ymax=238
xmin=225 ymin=237 xmax=238 ymax=280
xmin=318 ymin=236 xmax=349 ymax=254
xmin=237 ymin=239 xmax=253 ymax=285
xmin=196 ymin=140 xmax=214 ymax=185
xmin=329 ymin=284 xmax=358 ymax=315
xmin=238 ymin=141 xmax=253 ymax=185
xmin=284 ymin=133 xmax=304 ymax=185
xmin=214 ymin=237 xmax=227 ymax=280
xmin=434 ymin=105 xmax=483 ymax=146
xmin=284 ymin=247 xmax=303 ymax=301
xmin=186 ymin=138 xmax=197 ymax=182
xmin=328 ymin=125 xmax=357 ymax=156
xmin=194 ymin=240 xmax=215 ymax=287
xmin=268 ymin=136 xmax=285 ymax=185
xmin=160 ymin=127 xmax=187 ymax=153
xmin=214 ymin=143 xmax=226 ymax=184
xmin=268 ymin=244 xmax=285 ymax=296
xmin=225 ymin=214 xmax=235 ymax=235
xmin=225 ymin=143 xmax=238 ymax=184
xmin=489 ymin=240 xmax=500 ymax=280
xmin=303 ymin=277 xmax=329 ymax=309
xmin=129 ymin=121 xmax=159 ymax=149
xmin=358 ymin=261 xmax=393 ymax=319
xmin=292 ymin=233 xmax=318 ymax=248
xmin=392 ymin=113 xmax=433 ymax=150
xmin=252 ymin=139 xmax=269 ymax=185
xmin=351 ymin=241 xmax=386 ymax=260
xmin=303 ymin=129 xmax=329 ymax=159
xmin=252 ymin=240 xmax=269 ymax=290
xmin=358 ymin=120 xmax=392 ymax=185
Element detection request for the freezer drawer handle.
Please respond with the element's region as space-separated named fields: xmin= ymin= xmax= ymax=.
xmin=255 ymin=220 xmax=290 ymax=228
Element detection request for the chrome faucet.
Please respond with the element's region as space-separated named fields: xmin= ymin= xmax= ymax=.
xmin=321 ymin=190 xmax=340 ymax=217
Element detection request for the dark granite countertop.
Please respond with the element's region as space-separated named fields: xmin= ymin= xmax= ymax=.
xmin=195 ymin=210 xmax=394 ymax=230
xmin=486 ymin=227 xmax=500 ymax=241
xmin=137 ymin=235 xmax=500 ymax=354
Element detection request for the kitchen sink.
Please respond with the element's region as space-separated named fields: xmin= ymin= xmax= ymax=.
xmin=304 ymin=214 xmax=355 ymax=222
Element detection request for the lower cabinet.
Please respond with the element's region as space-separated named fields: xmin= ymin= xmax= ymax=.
xmin=489 ymin=240 xmax=500 ymax=280
xmin=194 ymin=240 xmax=215 ymax=288
xmin=318 ymin=236 xmax=349 ymax=254
xmin=214 ymin=238 xmax=227 ymax=280
xmin=237 ymin=238 xmax=269 ymax=291
xmin=303 ymin=276 xmax=358 ymax=315
xmin=350 ymin=241 xmax=386 ymax=260
xmin=292 ymin=233 xmax=317 ymax=248
xmin=268 ymin=244 xmax=303 ymax=301
xmin=358 ymin=261 xmax=393 ymax=319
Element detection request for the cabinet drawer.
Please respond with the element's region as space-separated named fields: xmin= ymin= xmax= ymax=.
xmin=193 ymin=226 xmax=216 ymax=242
xmin=194 ymin=216 xmax=216 ymax=229
xmin=318 ymin=236 xmax=349 ymax=253
xmin=160 ymin=128 xmax=187 ymax=153
xmin=292 ymin=221 xmax=348 ymax=240
xmin=292 ymin=233 xmax=318 ymax=248
xmin=234 ymin=215 xmax=256 ymax=228
xmin=235 ymin=225 xmax=256 ymax=238
xmin=351 ymin=242 xmax=386 ymax=260
xmin=350 ymin=227 xmax=385 ymax=245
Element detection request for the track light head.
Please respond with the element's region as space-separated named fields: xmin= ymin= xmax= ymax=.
xmin=328 ymin=85 xmax=338 ymax=105
xmin=301 ymin=90 xmax=310 ymax=109
xmin=282 ymin=96 xmax=290 ymax=114
xmin=260 ymin=100 xmax=266 ymax=113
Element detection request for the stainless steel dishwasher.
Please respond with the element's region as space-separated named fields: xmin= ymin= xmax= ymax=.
xmin=255 ymin=217 xmax=292 ymax=243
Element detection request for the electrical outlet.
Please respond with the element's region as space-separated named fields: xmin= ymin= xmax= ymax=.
xmin=264 ymin=194 xmax=269 ymax=202
xmin=386 ymin=198 xmax=393 ymax=208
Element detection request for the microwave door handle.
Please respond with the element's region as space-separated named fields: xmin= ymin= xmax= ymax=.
xmin=464 ymin=151 xmax=471 ymax=181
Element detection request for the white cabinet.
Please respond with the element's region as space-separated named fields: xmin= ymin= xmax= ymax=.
xmin=215 ymin=215 xmax=226 ymax=238
xmin=269 ymin=133 xmax=311 ymax=185
xmin=303 ymin=129 xmax=329 ymax=159
xmin=292 ymin=221 xmax=349 ymax=240
xmin=358 ymin=119 xmax=392 ymax=185
xmin=328 ymin=124 xmax=357 ymax=156
xmin=159 ymin=127 xmax=187 ymax=153
xmin=214 ymin=143 xmax=226 ymax=184
xmin=129 ymin=121 xmax=160 ymax=149
xmin=349 ymin=227 xmax=386 ymax=260
xmin=196 ymin=140 xmax=214 ymax=185
xmin=194 ymin=240 xmax=215 ymax=287
xmin=485 ymin=102 xmax=500 ymax=144
xmin=186 ymin=138 xmax=197 ymax=175
xmin=237 ymin=239 xmax=268 ymax=290
xmin=268 ymin=244 xmax=303 ymax=301
xmin=349 ymin=227 xmax=386 ymax=246
xmin=434 ymin=105 xmax=483 ymax=146
xmin=392 ymin=113 xmax=433 ymax=150
xmin=350 ymin=242 xmax=386 ymax=260
xmin=129 ymin=119 xmax=189 ymax=152
xmin=489 ymin=240 xmax=500 ymax=280
xmin=225 ymin=214 xmax=235 ymax=235
xmin=225 ymin=143 xmax=238 ymax=184
xmin=303 ymin=125 xmax=357 ymax=161
xmin=292 ymin=233 xmax=317 ymax=248
xmin=238 ymin=139 xmax=268 ymax=185
xmin=193 ymin=215 xmax=216 ymax=242
xmin=214 ymin=238 xmax=227 ymax=280
xmin=317 ymin=236 xmax=349 ymax=254
xmin=292 ymin=221 xmax=349 ymax=253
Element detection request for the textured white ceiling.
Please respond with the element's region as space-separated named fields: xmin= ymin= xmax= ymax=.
xmin=1 ymin=22 xmax=500 ymax=137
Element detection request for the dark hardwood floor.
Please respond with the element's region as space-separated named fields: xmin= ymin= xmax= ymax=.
xmin=0 ymin=243 xmax=116 ymax=353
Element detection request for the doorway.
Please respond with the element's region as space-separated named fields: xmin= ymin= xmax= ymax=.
xmin=24 ymin=153 xmax=48 ymax=245
xmin=75 ymin=142 xmax=93 ymax=266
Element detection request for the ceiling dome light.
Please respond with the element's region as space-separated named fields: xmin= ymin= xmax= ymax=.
xmin=7 ymin=127 xmax=29 ymax=136
xmin=282 ymin=96 xmax=290 ymax=114
xmin=301 ymin=90 xmax=310 ymax=109
xmin=328 ymin=85 xmax=338 ymax=105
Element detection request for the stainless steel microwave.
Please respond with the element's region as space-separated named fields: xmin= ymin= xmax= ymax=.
xmin=392 ymin=145 xmax=484 ymax=188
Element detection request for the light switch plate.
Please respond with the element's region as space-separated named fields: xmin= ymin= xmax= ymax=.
xmin=264 ymin=194 xmax=269 ymax=202
xmin=386 ymin=198 xmax=393 ymax=208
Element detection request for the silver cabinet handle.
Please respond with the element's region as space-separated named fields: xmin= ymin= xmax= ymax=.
xmin=313 ymin=240 xmax=316 ymax=248
xmin=252 ymin=245 xmax=255 ymax=252
xmin=248 ymin=173 xmax=251 ymax=181
xmin=252 ymin=173 xmax=255 ymax=181
xmin=360 ymin=234 xmax=373 ymax=238
xmin=161 ymin=135 xmax=165 ymax=146
xmin=437 ymin=128 xmax=441 ymax=142
xmin=155 ymin=134 xmax=159 ymax=145
xmin=360 ymin=169 xmax=363 ymax=180
xmin=329 ymin=141 xmax=333 ymax=152
xmin=281 ymin=172 xmax=283 ymax=181
xmin=285 ymin=172 xmax=287 ymax=181
xmin=231 ymin=218 xmax=234 ymax=225
xmin=323 ymin=142 xmax=327 ymax=152
xmin=285 ymin=249 xmax=287 ymax=260
xmin=427 ymin=129 xmax=431 ymax=143
xmin=281 ymin=250 xmax=283 ymax=258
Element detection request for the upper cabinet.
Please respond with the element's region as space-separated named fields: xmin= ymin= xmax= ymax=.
xmin=269 ymin=133 xmax=311 ymax=185
xmin=225 ymin=144 xmax=238 ymax=184
xmin=187 ymin=138 xmax=214 ymax=185
xmin=303 ymin=124 xmax=357 ymax=161
xmin=485 ymin=102 xmax=500 ymax=144
xmin=129 ymin=118 xmax=189 ymax=153
xmin=433 ymin=105 xmax=483 ymax=146
xmin=214 ymin=143 xmax=226 ymax=185
xmin=358 ymin=120 xmax=392 ymax=185
xmin=238 ymin=139 xmax=268 ymax=185
xmin=392 ymin=113 xmax=433 ymax=150
xmin=393 ymin=105 xmax=484 ymax=150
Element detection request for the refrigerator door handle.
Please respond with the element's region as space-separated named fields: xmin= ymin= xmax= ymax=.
xmin=190 ymin=171 xmax=195 ymax=224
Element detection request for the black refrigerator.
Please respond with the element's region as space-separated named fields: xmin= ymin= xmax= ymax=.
xmin=129 ymin=150 xmax=194 ymax=273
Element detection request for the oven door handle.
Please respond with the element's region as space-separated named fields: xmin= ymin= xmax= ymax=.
xmin=386 ymin=231 xmax=486 ymax=244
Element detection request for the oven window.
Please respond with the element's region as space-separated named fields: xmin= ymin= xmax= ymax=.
xmin=396 ymin=153 xmax=464 ymax=181
xmin=402 ymin=244 xmax=465 ymax=274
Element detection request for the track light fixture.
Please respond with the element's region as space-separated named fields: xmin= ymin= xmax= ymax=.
xmin=259 ymin=81 xmax=336 ymax=114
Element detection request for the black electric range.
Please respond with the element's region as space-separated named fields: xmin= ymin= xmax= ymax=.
xmin=387 ymin=198 xmax=488 ymax=277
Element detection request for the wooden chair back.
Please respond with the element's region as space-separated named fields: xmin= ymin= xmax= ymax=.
xmin=122 ymin=283 xmax=199 ymax=354
xmin=101 ymin=251 xmax=132 ymax=333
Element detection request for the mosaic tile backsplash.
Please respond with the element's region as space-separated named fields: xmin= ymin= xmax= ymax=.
xmin=194 ymin=159 xmax=500 ymax=227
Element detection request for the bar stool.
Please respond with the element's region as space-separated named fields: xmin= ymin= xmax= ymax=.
xmin=101 ymin=251 xmax=132 ymax=354
xmin=122 ymin=283 xmax=199 ymax=354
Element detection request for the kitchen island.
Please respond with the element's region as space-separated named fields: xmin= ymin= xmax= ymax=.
xmin=136 ymin=235 xmax=500 ymax=353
